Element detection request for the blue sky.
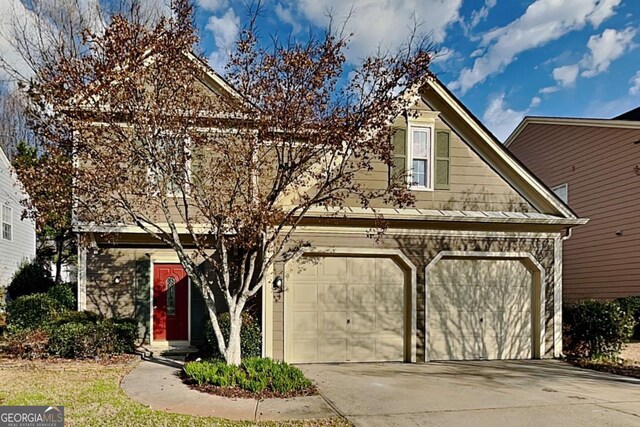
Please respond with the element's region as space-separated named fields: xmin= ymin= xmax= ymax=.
xmin=194 ymin=0 xmax=640 ymax=141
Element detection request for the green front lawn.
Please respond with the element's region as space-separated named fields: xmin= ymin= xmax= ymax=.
xmin=0 ymin=356 xmax=349 ymax=427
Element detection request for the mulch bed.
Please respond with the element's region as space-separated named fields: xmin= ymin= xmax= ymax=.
xmin=568 ymin=358 xmax=640 ymax=379
xmin=181 ymin=373 xmax=318 ymax=399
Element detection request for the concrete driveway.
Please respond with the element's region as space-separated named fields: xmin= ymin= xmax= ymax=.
xmin=300 ymin=361 xmax=640 ymax=427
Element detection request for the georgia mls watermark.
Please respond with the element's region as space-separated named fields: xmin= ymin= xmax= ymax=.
xmin=0 ymin=406 xmax=64 ymax=427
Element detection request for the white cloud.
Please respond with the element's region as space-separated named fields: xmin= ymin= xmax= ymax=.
xmin=470 ymin=48 xmax=484 ymax=58
xmin=197 ymin=0 xmax=228 ymax=13
xmin=469 ymin=0 xmax=497 ymax=28
xmin=580 ymin=27 xmax=636 ymax=77
xmin=552 ymin=64 xmax=580 ymax=87
xmin=630 ymin=71 xmax=640 ymax=95
xmin=451 ymin=0 xmax=622 ymax=94
xmin=539 ymin=86 xmax=559 ymax=94
xmin=205 ymin=8 xmax=239 ymax=72
xmin=432 ymin=47 xmax=455 ymax=64
xmin=290 ymin=0 xmax=463 ymax=61
xmin=275 ymin=3 xmax=303 ymax=34
xmin=483 ymin=93 xmax=527 ymax=142
xmin=529 ymin=96 xmax=541 ymax=108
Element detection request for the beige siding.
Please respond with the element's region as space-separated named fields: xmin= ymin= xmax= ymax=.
xmin=509 ymin=123 xmax=640 ymax=300
xmin=355 ymin=114 xmax=534 ymax=212
xmin=272 ymin=230 xmax=558 ymax=362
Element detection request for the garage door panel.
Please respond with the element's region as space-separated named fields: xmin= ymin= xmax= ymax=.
xmin=482 ymin=334 xmax=531 ymax=359
xmin=429 ymin=335 xmax=483 ymax=360
xmin=292 ymin=284 xmax=318 ymax=306
xmin=348 ymin=285 xmax=376 ymax=310
xmin=376 ymin=335 xmax=405 ymax=360
xmin=428 ymin=258 xmax=534 ymax=361
xmin=319 ymin=338 xmax=347 ymax=362
xmin=323 ymin=284 xmax=347 ymax=307
xmin=376 ymin=285 xmax=404 ymax=311
xmin=286 ymin=256 xmax=406 ymax=363
xmin=292 ymin=312 xmax=317 ymax=333
xmin=428 ymin=311 xmax=485 ymax=335
xmin=376 ymin=260 xmax=405 ymax=286
xmin=350 ymin=311 xmax=376 ymax=334
xmin=292 ymin=338 xmax=317 ymax=361
xmin=377 ymin=311 xmax=404 ymax=332
xmin=321 ymin=257 xmax=348 ymax=277
xmin=348 ymin=338 xmax=376 ymax=361
xmin=321 ymin=311 xmax=348 ymax=334
xmin=347 ymin=258 xmax=377 ymax=281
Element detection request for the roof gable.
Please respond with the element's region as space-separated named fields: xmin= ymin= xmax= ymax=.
xmin=421 ymin=78 xmax=578 ymax=220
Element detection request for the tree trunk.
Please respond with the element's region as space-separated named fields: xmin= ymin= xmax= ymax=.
xmin=226 ymin=313 xmax=243 ymax=366
xmin=54 ymin=237 xmax=64 ymax=284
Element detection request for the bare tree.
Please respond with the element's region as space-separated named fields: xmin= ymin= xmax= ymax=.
xmin=0 ymin=0 xmax=171 ymax=281
xmin=24 ymin=0 xmax=433 ymax=365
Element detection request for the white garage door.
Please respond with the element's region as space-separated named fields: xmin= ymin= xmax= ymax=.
xmin=285 ymin=256 xmax=406 ymax=363
xmin=428 ymin=258 xmax=534 ymax=361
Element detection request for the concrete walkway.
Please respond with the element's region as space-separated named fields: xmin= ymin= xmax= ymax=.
xmin=120 ymin=358 xmax=337 ymax=421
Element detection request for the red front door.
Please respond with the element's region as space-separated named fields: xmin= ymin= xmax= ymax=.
xmin=153 ymin=264 xmax=189 ymax=341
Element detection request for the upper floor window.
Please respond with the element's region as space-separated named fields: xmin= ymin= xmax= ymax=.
xmin=146 ymin=135 xmax=192 ymax=196
xmin=552 ymin=183 xmax=568 ymax=203
xmin=390 ymin=126 xmax=451 ymax=191
xmin=2 ymin=204 xmax=12 ymax=241
xmin=410 ymin=127 xmax=432 ymax=188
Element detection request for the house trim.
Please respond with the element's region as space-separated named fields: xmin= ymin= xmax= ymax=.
xmin=77 ymin=245 xmax=87 ymax=310
xmin=282 ymin=246 xmax=418 ymax=363
xmin=424 ymin=250 xmax=547 ymax=361
xmin=553 ymin=235 xmax=563 ymax=357
xmin=407 ymin=123 xmax=435 ymax=191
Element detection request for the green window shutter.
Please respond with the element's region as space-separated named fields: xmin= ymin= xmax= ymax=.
xmin=134 ymin=259 xmax=151 ymax=344
xmin=434 ymin=130 xmax=451 ymax=190
xmin=389 ymin=128 xmax=407 ymax=186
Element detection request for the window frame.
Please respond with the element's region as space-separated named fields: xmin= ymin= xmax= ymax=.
xmin=146 ymin=134 xmax=192 ymax=197
xmin=551 ymin=183 xmax=568 ymax=204
xmin=2 ymin=204 xmax=13 ymax=242
xmin=408 ymin=124 xmax=435 ymax=191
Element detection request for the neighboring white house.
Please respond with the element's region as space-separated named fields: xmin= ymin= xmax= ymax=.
xmin=0 ymin=147 xmax=36 ymax=290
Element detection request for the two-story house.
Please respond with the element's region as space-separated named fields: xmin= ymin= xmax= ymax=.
xmin=506 ymin=110 xmax=640 ymax=301
xmin=0 ymin=147 xmax=36 ymax=293
xmin=75 ymin=57 xmax=586 ymax=363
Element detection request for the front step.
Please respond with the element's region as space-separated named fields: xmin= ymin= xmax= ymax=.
xmin=135 ymin=344 xmax=198 ymax=362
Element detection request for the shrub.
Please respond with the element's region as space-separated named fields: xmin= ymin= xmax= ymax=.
xmin=616 ymin=296 xmax=640 ymax=338
xmin=7 ymin=260 xmax=55 ymax=300
xmin=6 ymin=294 xmax=61 ymax=332
xmin=564 ymin=300 xmax=635 ymax=359
xmin=203 ymin=312 xmax=261 ymax=360
xmin=4 ymin=329 xmax=50 ymax=359
xmin=48 ymin=317 xmax=139 ymax=359
xmin=46 ymin=283 xmax=77 ymax=311
xmin=183 ymin=357 xmax=312 ymax=394
xmin=52 ymin=310 xmax=101 ymax=325
xmin=109 ymin=318 xmax=139 ymax=353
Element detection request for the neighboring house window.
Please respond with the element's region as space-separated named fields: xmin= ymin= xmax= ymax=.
xmin=389 ymin=126 xmax=451 ymax=190
xmin=552 ymin=183 xmax=568 ymax=203
xmin=2 ymin=204 xmax=12 ymax=241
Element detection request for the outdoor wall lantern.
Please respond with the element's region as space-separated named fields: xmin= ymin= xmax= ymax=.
xmin=273 ymin=276 xmax=283 ymax=291
xmin=114 ymin=275 xmax=121 ymax=284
